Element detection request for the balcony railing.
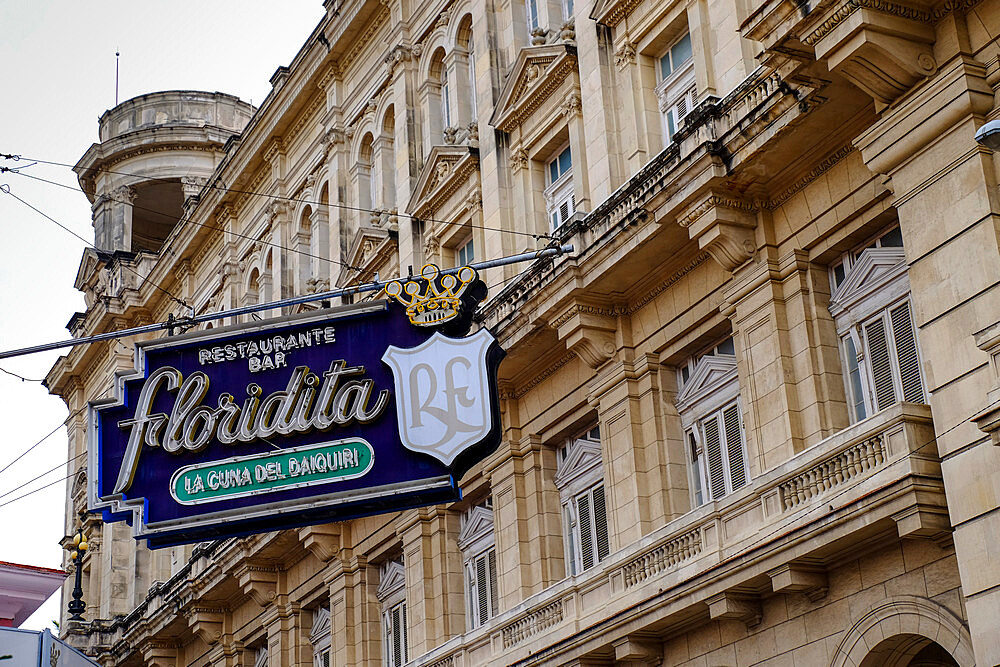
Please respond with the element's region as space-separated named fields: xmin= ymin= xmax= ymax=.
xmin=410 ymin=402 xmax=939 ymax=667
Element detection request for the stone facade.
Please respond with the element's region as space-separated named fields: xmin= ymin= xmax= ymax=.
xmin=44 ymin=0 xmax=1000 ymax=664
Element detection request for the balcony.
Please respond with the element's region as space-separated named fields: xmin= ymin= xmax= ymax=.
xmin=411 ymin=402 xmax=946 ymax=667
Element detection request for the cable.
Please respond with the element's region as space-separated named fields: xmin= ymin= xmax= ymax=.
xmin=1 ymin=152 xmax=555 ymax=241
xmin=0 ymin=468 xmax=80 ymax=510
xmin=11 ymin=170 xmax=364 ymax=274
xmin=0 ymin=388 xmax=112 ymax=480
xmin=0 ymin=366 xmax=43 ymax=382
xmin=0 ymin=451 xmax=86 ymax=501
xmin=1 ymin=184 xmax=193 ymax=312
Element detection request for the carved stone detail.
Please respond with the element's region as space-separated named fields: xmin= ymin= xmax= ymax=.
xmin=299 ymin=524 xmax=342 ymax=562
xmin=676 ymin=193 xmax=757 ymax=272
xmin=188 ymin=607 xmax=224 ymax=645
xmin=530 ymin=27 xmax=548 ymax=46
xmin=511 ymin=148 xmax=529 ymax=172
xmin=614 ymin=42 xmax=637 ymax=70
xmin=808 ymin=6 xmax=936 ymax=110
xmin=237 ymin=563 xmax=280 ymax=607
xmin=559 ymin=92 xmax=582 ymax=118
xmin=553 ymin=302 xmax=618 ymax=368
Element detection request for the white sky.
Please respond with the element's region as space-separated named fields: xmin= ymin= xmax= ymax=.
xmin=0 ymin=1 xmax=325 ymax=631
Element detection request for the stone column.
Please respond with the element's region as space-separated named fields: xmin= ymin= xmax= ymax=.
xmin=485 ymin=435 xmax=566 ymax=608
xmin=108 ymin=184 xmax=136 ymax=252
xmin=612 ymin=40 xmax=655 ymax=175
xmin=562 ymin=90 xmax=591 ymax=214
xmin=855 ymin=54 xmax=1000 ymax=663
xmin=397 ymin=507 xmax=465 ymax=657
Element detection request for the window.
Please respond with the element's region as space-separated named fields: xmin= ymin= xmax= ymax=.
xmin=468 ymin=37 xmax=477 ymax=118
xmin=554 ymin=426 xmax=611 ymax=575
xmin=829 ymin=226 xmax=904 ymax=292
xmin=457 ymin=236 xmax=475 ymax=267
xmin=441 ymin=68 xmax=452 ymax=129
xmin=675 ymin=337 xmax=749 ymax=506
xmin=545 ymin=145 xmax=575 ymax=229
xmin=828 ymin=227 xmax=925 ymax=423
xmin=376 ymin=559 xmax=407 ymax=667
xmin=563 ymin=0 xmax=574 ymax=19
xmin=655 ymin=33 xmax=696 ymax=142
xmin=527 ymin=0 xmax=539 ymax=31
xmin=254 ymin=647 xmax=268 ymax=667
xmin=311 ymin=606 xmax=332 ymax=667
xmin=458 ymin=500 xmax=498 ymax=629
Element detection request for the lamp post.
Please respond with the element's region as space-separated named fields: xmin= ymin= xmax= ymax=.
xmin=66 ymin=528 xmax=88 ymax=621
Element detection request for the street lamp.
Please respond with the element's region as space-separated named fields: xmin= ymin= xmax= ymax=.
xmin=66 ymin=528 xmax=88 ymax=622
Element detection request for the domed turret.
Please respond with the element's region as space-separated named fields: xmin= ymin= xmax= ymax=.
xmin=74 ymin=91 xmax=254 ymax=253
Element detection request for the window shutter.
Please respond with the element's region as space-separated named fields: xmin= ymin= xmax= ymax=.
xmin=890 ymin=302 xmax=924 ymax=404
xmin=488 ymin=549 xmax=499 ymax=617
xmin=722 ymin=404 xmax=747 ymax=491
xmin=476 ymin=554 xmax=489 ymax=624
xmin=703 ymin=416 xmax=726 ymax=501
xmin=864 ymin=317 xmax=897 ymax=411
xmin=577 ymin=492 xmax=594 ymax=571
xmin=593 ymin=485 xmax=610 ymax=563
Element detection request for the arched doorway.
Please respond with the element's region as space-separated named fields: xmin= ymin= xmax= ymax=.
xmin=859 ymin=634 xmax=960 ymax=667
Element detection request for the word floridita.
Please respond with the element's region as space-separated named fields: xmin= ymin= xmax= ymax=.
xmin=113 ymin=361 xmax=389 ymax=494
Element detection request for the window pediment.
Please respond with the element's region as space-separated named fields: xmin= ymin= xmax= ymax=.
xmin=407 ymin=145 xmax=479 ymax=220
xmin=675 ymin=354 xmax=738 ymax=415
xmin=458 ymin=504 xmax=495 ymax=552
xmin=829 ymin=247 xmax=908 ymax=322
xmin=376 ymin=560 xmax=406 ymax=602
xmin=491 ymin=44 xmax=578 ymax=133
xmin=589 ymin=0 xmax=642 ymax=28
xmin=337 ymin=225 xmax=396 ymax=287
xmin=554 ymin=437 xmax=603 ymax=490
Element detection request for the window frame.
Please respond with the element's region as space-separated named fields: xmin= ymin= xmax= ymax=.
xmin=456 ymin=235 xmax=475 ymax=267
xmin=458 ymin=500 xmax=499 ymax=630
xmin=654 ymin=32 xmax=696 ymax=143
xmin=544 ymin=144 xmax=575 ymax=230
xmin=376 ymin=559 xmax=408 ymax=667
xmin=553 ymin=426 xmax=610 ymax=575
xmin=674 ymin=336 xmax=749 ymax=508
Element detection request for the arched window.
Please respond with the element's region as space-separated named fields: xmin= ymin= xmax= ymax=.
xmin=441 ymin=66 xmax=452 ymax=129
xmin=358 ymin=133 xmax=375 ymax=214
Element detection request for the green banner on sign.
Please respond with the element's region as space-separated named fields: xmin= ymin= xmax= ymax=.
xmin=170 ymin=439 xmax=374 ymax=505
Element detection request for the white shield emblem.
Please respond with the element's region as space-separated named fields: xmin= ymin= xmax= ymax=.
xmin=382 ymin=329 xmax=496 ymax=466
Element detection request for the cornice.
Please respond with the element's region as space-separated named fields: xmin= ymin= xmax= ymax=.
xmin=513 ymin=351 xmax=578 ymax=398
xmin=801 ymin=0 xmax=931 ymax=46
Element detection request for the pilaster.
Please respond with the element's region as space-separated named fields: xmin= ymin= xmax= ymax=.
xmin=587 ymin=355 xmax=674 ymax=547
xmin=484 ymin=435 xmax=566 ymax=609
xmin=397 ymin=507 xmax=465 ymax=656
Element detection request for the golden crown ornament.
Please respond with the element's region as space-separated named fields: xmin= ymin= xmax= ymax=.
xmin=385 ymin=264 xmax=478 ymax=327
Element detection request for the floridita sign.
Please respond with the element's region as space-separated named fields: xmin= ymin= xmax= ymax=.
xmin=89 ymin=266 xmax=504 ymax=547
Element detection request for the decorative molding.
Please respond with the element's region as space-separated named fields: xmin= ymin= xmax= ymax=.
xmin=511 ymin=351 xmax=577 ymax=398
xmin=376 ymin=560 xmax=406 ymax=601
xmin=767 ymin=145 xmax=854 ymax=208
xmin=339 ymin=7 xmax=390 ymax=74
xmin=457 ymin=504 xmax=495 ymax=552
xmin=802 ymin=0 xmax=931 ymax=46
xmin=286 ymin=94 xmax=324 ymax=145
xmin=676 ymin=195 xmax=756 ymax=229
xmin=510 ymin=148 xmax=529 ymax=172
xmin=384 ymin=43 xmax=422 ymax=72
xmin=591 ymin=0 xmax=644 ymax=28
xmin=629 ymin=252 xmax=710 ymax=313
xmin=491 ymin=45 xmax=579 ymax=132
xmin=263 ymin=137 xmax=285 ymax=163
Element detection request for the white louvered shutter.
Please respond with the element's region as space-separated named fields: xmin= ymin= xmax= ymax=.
xmin=577 ymin=491 xmax=594 ymax=571
xmin=864 ymin=317 xmax=897 ymax=411
xmin=703 ymin=415 xmax=726 ymax=501
xmin=722 ymin=404 xmax=747 ymax=491
xmin=889 ymin=302 xmax=924 ymax=404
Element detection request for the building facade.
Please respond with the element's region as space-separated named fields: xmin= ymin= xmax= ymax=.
xmin=45 ymin=0 xmax=1000 ymax=664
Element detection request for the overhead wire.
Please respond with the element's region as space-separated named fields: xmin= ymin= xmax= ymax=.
xmin=9 ymin=169 xmax=365 ymax=274
xmin=1 ymin=152 xmax=557 ymax=241
xmin=0 ymin=366 xmax=43 ymax=382
xmin=0 ymin=184 xmax=193 ymax=313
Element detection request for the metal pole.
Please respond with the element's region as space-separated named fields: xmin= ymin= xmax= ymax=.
xmin=66 ymin=528 xmax=88 ymax=621
xmin=0 ymin=244 xmax=573 ymax=361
